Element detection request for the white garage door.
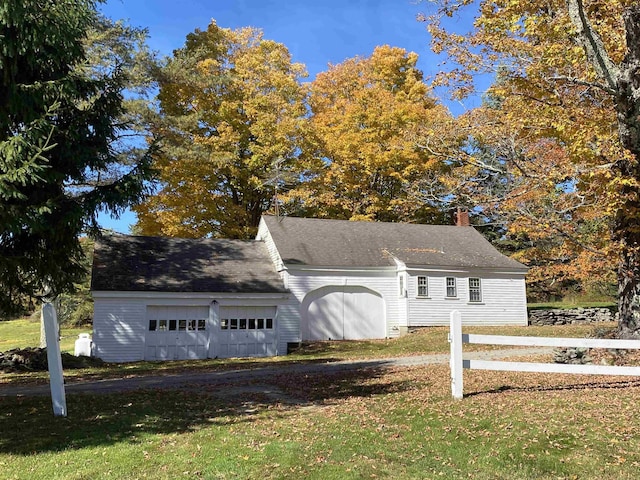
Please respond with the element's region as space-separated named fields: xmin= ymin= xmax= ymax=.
xmin=213 ymin=306 xmax=277 ymax=358
xmin=145 ymin=306 xmax=210 ymax=361
xmin=303 ymin=286 xmax=385 ymax=341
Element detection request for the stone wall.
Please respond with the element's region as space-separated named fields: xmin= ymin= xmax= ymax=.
xmin=528 ymin=307 xmax=616 ymax=326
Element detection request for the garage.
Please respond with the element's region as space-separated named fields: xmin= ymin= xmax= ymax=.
xmin=145 ymin=305 xmax=210 ymax=360
xmin=213 ymin=306 xmax=277 ymax=358
xmin=91 ymin=235 xmax=290 ymax=362
xmin=302 ymin=286 xmax=386 ymax=340
xmin=144 ymin=305 xmax=279 ymax=360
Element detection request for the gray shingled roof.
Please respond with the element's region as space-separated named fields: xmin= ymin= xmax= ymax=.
xmin=262 ymin=215 xmax=527 ymax=271
xmin=91 ymin=235 xmax=288 ymax=293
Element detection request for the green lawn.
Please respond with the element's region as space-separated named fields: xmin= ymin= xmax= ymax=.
xmin=0 ymin=318 xmax=610 ymax=386
xmin=0 ymin=318 xmax=90 ymax=354
xmin=2 ymin=319 xmax=639 ymax=478
xmin=2 ymin=361 xmax=640 ymax=479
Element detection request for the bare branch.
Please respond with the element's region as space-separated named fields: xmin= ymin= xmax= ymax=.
xmin=547 ymin=74 xmax=615 ymax=94
xmin=566 ymin=0 xmax=620 ymax=90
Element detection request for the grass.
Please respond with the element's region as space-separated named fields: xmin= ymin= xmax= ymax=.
xmin=2 ymin=319 xmax=639 ymax=478
xmin=0 ymin=319 xmax=609 ymax=387
xmin=2 ymin=360 xmax=640 ymax=479
xmin=0 ymin=318 xmax=89 ymax=353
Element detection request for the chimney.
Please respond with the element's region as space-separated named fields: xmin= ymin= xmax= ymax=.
xmin=455 ymin=207 xmax=470 ymax=227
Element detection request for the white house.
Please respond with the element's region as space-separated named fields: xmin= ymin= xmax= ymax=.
xmin=91 ymin=215 xmax=528 ymax=362
xmin=90 ymin=236 xmax=291 ymax=362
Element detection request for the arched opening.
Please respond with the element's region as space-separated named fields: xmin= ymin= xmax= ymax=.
xmin=301 ymin=286 xmax=386 ymax=340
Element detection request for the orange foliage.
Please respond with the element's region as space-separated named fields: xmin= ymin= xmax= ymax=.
xmin=283 ymin=46 xmax=453 ymax=223
xmin=420 ymin=0 xmax=638 ymax=297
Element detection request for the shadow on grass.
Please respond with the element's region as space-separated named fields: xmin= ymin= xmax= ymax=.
xmin=287 ymin=340 xmax=372 ymax=356
xmin=0 ymin=356 xmax=351 ymax=388
xmin=464 ymin=378 xmax=640 ymax=398
xmin=0 ymin=360 xmax=417 ymax=455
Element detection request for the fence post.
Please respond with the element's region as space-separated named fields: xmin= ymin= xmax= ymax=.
xmin=449 ymin=310 xmax=463 ymax=400
xmin=43 ymin=303 xmax=67 ymax=417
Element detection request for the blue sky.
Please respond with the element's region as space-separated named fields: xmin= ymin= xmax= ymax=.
xmin=97 ymin=0 xmax=479 ymax=233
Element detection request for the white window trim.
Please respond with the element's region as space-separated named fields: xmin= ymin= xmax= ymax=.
xmin=468 ymin=277 xmax=482 ymax=303
xmin=399 ymin=273 xmax=407 ymax=298
xmin=416 ymin=275 xmax=429 ymax=298
xmin=446 ymin=277 xmax=457 ymax=298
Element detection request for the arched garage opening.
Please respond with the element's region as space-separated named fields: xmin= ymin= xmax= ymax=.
xmin=301 ymin=286 xmax=386 ymax=341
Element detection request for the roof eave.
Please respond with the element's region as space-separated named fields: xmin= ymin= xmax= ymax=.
xmin=282 ymin=263 xmax=397 ymax=273
xmin=91 ymin=290 xmax=292 ymax=300
xmin=403 ymin=263 xmax=528 ymax=274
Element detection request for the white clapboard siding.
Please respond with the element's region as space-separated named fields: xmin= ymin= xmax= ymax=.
xmin=408 ymin=271 xmax=527 ymax=327
xmin=257 ymin=218 xmax=285 ymax=273
xmin=260 ymin=218 xmax=528 ymax=337
xmin=94 ymin=294 xmax=291 ymax=361
xmin=285 ymin=269 xmax=400 ymax=339
xmin=274 ymin=300 xmax=302 ymax=353
xmin=93 ymin=299 xmax=146 ymax=363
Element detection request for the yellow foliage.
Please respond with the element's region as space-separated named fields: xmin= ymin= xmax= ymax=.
xmin=286 ymin=45 xmax=454 ymax=223
xmin=422 ymin=0 xmax=638 ymax=293
xmin=134 ymin=21 xmax=308 ymax=238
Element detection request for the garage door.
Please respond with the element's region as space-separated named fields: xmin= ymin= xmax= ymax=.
xmin=303 ymin=286 xmax=385 ymax=341
xmin=213 ymin=306 xmax=277 ymax=358
xmin=145 ymin=306 xmax=209 ymax=361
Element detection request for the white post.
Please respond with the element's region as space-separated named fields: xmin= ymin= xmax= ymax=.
xmin=449 ymin=310 xmax=464 ymax=400
xmin=42 ymin=303 xmax=67 ymax=417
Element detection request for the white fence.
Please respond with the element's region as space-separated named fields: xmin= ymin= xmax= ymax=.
xmin=449 ymin=310 xmax=640 ymax=399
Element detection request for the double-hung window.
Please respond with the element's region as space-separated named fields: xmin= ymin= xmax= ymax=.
xmin=399 ymin=274 xmax=407 ymax=298
xmin=469 ymin=278 xmax=482 ymax=302
xmin=417 ymin=276 xmax=428 ymax=297
xmin=446 ymin=277 xmax=457 ymax=298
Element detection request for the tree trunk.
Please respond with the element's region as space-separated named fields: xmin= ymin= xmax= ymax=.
xmin=613 ymin=157 xmax=640 ymax=337
xmin=617 ymin=242 xmax=640 ymax=338
xmin=613 ymin=6 xmax=640 ymax=337
xmin=612 ymin=155 xmax=640 ymax=338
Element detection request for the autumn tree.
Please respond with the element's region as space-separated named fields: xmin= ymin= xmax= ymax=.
xmin=285 ymin=45 xmax=453 ymax=223
xmin=0 ymin=0 xmax=155 ymax=316
xmin=439 ymin=101 xmax=615 ymax=300
xmin=421 ymin=1 xmax=640 ymax=335
xmin=134 ymin=21 xmax=307 ymax=239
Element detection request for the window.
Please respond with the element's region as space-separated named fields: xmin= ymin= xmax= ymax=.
xmin=399 ymin=274 xmax=405 ymax=297
xmin=417 ymin=276 xmax=428 ymax=297
xmin=197 ymin=319 xmax=206 ymax=330
xmin=446 ymin=277 xmax=457 ymax=298
xmin=469 ymin=278 xmax=482 ymax=302
xmin=149 ymin=319 xmax=157 ymax=331
xmin=158 ymin=319 xmax=168 ymax=331
xmin=220 ymin=318 xmax=273 ymax=330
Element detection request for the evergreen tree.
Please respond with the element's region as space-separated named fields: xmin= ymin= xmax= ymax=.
xmin=0 ymin=0 xmax=155 ymax=316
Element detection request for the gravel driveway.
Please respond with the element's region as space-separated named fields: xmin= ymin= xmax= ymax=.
xmin=0 ymin=347 xmax=553 ymax=398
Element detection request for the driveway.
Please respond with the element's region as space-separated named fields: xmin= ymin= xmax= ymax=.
xmin=0 ymin=347 xmax=553 ymax=398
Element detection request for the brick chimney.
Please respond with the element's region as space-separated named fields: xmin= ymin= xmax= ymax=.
xmin=455 ymin=207 xmax=470 ymax=227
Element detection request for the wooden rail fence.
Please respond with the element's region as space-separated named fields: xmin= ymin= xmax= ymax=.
xmin=448 ymin=310 xmax=640 ymax=399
